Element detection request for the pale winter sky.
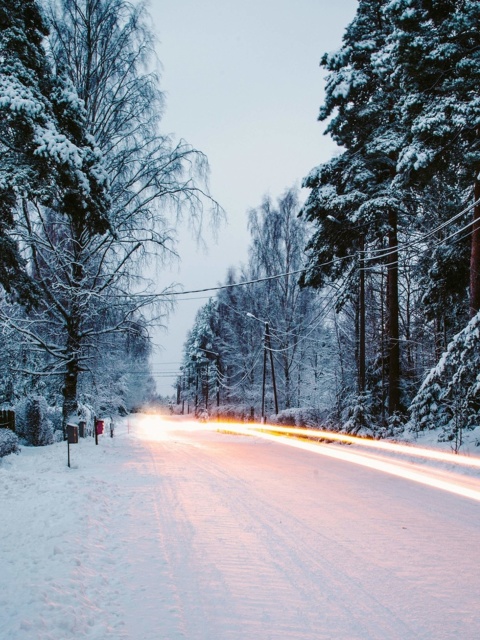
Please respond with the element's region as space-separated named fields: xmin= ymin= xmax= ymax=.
xmin=147 ymin=0 xmax=357 ymax=395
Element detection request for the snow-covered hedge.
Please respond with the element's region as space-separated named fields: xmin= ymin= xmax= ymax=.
xmin=0 ymin=429 xmax=19 ymax=458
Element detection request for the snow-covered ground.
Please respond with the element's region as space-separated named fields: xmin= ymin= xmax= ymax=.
xmin=1 ymin=416 xmax=480 ymax=640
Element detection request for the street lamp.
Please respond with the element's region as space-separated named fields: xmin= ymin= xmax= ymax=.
xmin=246 ymin=313 xmax=279 ymax=422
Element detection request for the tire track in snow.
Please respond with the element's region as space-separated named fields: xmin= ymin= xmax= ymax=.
xmin=141 ymin=429 xmax=480 ymax=640
xmin=143 ymin=434 xmax=404 ymax=639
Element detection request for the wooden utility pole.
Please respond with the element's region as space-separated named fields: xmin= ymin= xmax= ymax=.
xmin=205 ymin=361 xmax=209 ymax=410
xmin=195 ymin=371 xmax=198 ymax=412
xmin=261 ymin=330 xmax=267 ymax=423
xmin=265 ymin=323 xmax=279 ymax=415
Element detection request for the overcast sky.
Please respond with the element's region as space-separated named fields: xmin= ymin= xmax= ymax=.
xmin=147 ymin=0 xmax=357 ymax=395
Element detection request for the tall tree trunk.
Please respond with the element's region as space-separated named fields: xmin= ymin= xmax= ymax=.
xmin=380 ymin=269 xmax=386 ymax=426
xmin=284 ymin=359 xmax=291 ymax=409
xmin=469 ymin=169 xmax=480 ymax=317
xmin=404 ymin=269 xmax=413 ymax=379
xmin=434 ymin=316 xmax=443 ymax=361
xmin=62 ymin=334 xmax=80 ymax=438
xmin=387 ymin=209 xmax=401 ymax=414
xmin=358 ymin=234 xmax=366 ymax=394
xmin=62 ymin=243 xmax=83 ymax=435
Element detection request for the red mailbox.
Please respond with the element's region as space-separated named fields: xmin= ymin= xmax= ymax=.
xmin=96 ymin=419 xmax=104 ymax=435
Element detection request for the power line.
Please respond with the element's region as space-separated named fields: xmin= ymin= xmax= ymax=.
xmin=166 ymin=202 xmax=476 ymax=297
xmin=360 ymin=197 xmax=479 ymax=265
xmin=153 ymin=268 xmax=308 ymax=298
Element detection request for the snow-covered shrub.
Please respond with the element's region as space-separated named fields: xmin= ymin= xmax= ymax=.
xmin=14 ymin=397 xmax=29 ymax=441
xmin=23 ymin=396 xmax=54 ymax=446
xmin=269 ymin=407 xmax=322 ymax=428
xmin=341 ymin=392 xmax=377 ymax=435
xmin=0 ymin=429 xmax=19 ymax=458
xmin=168 ymin=404 xmax=184 ymax=416
xmin=210 ymin=404 xmax=256 ymax=422
xmin=376 ymin=411 xmax=406 ymax=439
xmin=46 ymin=405 xmax=63 ymax=436
xmin=16 ymin=398 xmax=60 ymax=443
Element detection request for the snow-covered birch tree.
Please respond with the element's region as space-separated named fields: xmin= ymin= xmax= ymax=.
xmin=1 ymin=0 xmax=220 ymax=428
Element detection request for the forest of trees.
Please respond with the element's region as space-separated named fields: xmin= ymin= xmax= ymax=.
xmin=1 ymin=0 xmax=479 ymax=446
xmin=0 ymin=0 xmax=216 ymax=442
xmin=178 ymin=0 xmax=480 ymax=442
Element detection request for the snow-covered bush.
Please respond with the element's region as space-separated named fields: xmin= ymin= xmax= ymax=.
xmin=46 ymin=405 xmax=63 ymax=436
xmin=0 ymin=429 xmax=19 ymax=458
xmin=210 ymin=404 xmax=256 ymax=422
xmin=21 ymin=396 xmax=54 ymax=446
xmin=16 ymin=397 xmax=59 ymax=444
xmin=269 ymin=407 xmax=322 ymax=428
xmin=374 ymin=411 xmax=406 ymax=440
xmin=342 ymin=392 xmax=377 ymax=436
xmin=14 ymin=397 xmax=29 ymax=441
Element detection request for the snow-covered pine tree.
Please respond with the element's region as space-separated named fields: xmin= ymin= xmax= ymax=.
xmin=0 ymin=0 xmax=109 ymax=301
xmin=387 ymin=0 xmax=480 ymax=316
xmin=23 ymin=395 xmax=54 ymax=446
xmin=386 ymin=0 xmax=480 ymax=436
xmin=409 ymin=311 xmax=480 ymax=439
xmin=302 ymin=0 xmax=408 ymax=417
xmin=414 ymin=180 xmax=470 ymax=356
xmin=179 ymin=300 xmax=221 ymax=414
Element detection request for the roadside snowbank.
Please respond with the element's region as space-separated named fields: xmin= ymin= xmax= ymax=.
xmin=0 ymin=429 xmax=135 ymax=639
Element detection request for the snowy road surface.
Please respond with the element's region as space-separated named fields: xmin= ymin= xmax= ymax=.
xmin=1 ymin=416 xmax=480 ymax=640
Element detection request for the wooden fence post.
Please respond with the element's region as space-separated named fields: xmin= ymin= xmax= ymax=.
xmin=0 ymin=409 xmax=15 ymax=432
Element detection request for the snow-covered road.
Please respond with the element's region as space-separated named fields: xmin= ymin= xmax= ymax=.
xmin=1 ymin=416 xmax=480 ymax=639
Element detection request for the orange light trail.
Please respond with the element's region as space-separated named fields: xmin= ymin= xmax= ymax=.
xmin=215 ymin=422 xmax=480 ymax=503
xmin=127 ymin=415 xmax=480 ymax=502
xmin=242 ymin=424 xmax=480 ymax=469
xmin=130 ymin=414 xmax=201 ymax=441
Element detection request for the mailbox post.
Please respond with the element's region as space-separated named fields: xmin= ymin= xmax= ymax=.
xmin=95 ymin=419 xmax=104 ymax=445
xmin=67 ymin=424 xmax=78 ymax=468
